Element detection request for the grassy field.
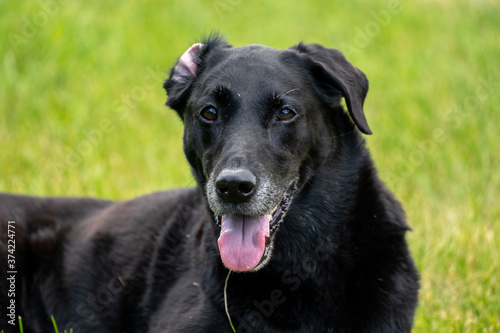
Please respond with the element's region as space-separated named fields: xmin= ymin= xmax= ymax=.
xmin=1 ymin=0 xmax=499 ymax=331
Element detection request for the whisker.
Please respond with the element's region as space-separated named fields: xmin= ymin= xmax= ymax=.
xmin=277 ymin=88 xmax=300 ymax=99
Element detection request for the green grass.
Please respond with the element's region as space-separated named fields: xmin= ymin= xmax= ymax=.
xmin=1 ymin=0 xmax=499 ymax=331
xmin=0 ymin=316 xmax=72 ymax=333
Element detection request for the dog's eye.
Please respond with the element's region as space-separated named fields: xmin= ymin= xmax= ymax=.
xmin=200 ymin=107 xmax=218 ymax=121
xmin=278 ymin=108 xmax=296 ymax=121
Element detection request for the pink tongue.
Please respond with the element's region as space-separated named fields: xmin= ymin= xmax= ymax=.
xmin=217 ymin=214 xmax=270 ymax=272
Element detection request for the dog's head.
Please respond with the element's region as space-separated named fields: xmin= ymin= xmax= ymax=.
xmin=164 ymin=36 xmax=370 ymax=272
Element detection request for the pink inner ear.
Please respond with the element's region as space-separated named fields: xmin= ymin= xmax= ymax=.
xmin=174 ymin=43 xmax=203 ymax=80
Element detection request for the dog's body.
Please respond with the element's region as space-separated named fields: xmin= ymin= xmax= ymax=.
xmin=1 ymin=36 xmax=419 ymax=332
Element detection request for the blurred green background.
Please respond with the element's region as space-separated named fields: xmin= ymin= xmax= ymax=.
xmin=1 ymin=0 xmax=499 ymax=331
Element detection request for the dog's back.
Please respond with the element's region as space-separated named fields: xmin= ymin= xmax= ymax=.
xmin=0 ymin=190 xmax=206 ymax=332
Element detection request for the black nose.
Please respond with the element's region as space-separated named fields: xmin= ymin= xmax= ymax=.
xmin=215 ymin=169 xmax=257 ymax=203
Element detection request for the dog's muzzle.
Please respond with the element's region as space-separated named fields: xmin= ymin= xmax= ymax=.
xmin=213 ymin=178 xmax=297 ymax=272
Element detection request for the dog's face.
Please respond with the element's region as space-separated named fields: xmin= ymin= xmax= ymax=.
xmin=165 ymin=37 xmax=370 ymax=272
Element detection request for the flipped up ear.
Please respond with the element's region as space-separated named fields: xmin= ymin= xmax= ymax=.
xmin=164 ymin=43 xmax=204 ymax=117
xmin=291 ymin=43 xmax=372 ymax=134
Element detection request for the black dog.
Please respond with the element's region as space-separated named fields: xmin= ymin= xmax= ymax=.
xmin=1 ymin=36 xmax=419 ymax=332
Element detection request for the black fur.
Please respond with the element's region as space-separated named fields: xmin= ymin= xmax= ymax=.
xmin=0 ymin=36 xmax=419 ymax=332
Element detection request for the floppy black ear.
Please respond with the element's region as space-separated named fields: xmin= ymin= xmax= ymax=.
xmin=164 ymin=43 xmax=204 ymax=117
xmin=291 ymin=43 xmax=372 ymax=134
xmin=164 ymin=35 xmax=231 ymax=119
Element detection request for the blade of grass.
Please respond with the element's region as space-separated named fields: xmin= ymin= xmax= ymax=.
xmin=51 ymin=315 xmax=59 ymax=333
xmin=224 ymin=270 xmax=236 ymax=332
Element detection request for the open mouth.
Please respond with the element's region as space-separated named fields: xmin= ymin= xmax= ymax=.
xmin=215 ymin=185 xmax=296 ymax=272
